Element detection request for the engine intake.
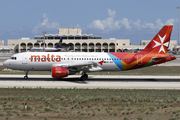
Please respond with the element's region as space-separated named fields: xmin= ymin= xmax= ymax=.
xmin=52 ymin=67 xmax=69 ymax=78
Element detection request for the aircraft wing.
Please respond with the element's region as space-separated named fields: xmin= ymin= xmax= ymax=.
xmin=52 ymin=61 xmax=103 ymax=72
xmin=45 ymin=49 xmax=61 ymax=52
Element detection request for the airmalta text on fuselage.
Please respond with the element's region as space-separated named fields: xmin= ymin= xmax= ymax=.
xmin=31 ymin=54 xmax=61 ymax=62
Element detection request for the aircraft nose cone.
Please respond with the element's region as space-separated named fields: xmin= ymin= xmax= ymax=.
xmin=3 ymin=60 xmax=9 ymax=68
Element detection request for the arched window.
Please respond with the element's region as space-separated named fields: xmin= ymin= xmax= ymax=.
xmin=34 ymin=43 xmax=40 ymax=48
xmin=48 ymin=43 xmax=53 ymax=48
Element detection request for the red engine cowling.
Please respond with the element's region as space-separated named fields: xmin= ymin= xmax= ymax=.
xmin=51 ymin=67 xmax=68 ymax=78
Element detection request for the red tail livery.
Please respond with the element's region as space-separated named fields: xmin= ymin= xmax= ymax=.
xmin=140 ymin=25 xmax=173 ymax=54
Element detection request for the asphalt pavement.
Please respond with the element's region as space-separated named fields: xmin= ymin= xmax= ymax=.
xmin=0 ymin=75 xmax=180 ymax=89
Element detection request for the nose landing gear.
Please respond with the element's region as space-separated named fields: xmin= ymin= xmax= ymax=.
xmin=24 ymin=70 xmax=28 ymax=79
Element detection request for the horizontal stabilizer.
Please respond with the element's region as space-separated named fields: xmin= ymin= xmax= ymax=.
xmin=152 ymin=56 xmax=171 ymax=62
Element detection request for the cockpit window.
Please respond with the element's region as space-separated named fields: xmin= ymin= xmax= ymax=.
xmin=10 ymin=57 xmax=17 ymax=60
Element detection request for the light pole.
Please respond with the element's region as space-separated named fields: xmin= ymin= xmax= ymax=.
xmin=42 ymin=31 xmax=46 ymax=52
xmin=177 ymin=7 xmax=180 ymax=45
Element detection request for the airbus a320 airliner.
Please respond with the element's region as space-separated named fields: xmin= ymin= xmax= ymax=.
xmin=3 ymin=25 xmax=176 ymax=80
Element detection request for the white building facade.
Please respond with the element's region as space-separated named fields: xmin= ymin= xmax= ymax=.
xmin=0 ymin=28 xmax=177 ymax=53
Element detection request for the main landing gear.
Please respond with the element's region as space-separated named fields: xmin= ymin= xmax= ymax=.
xmin=80 ymin=72 xmax=88 ymax=81
xmin=24 ymin=70 xmax=28 ymax=79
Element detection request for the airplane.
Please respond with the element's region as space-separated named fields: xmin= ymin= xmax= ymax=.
xmin=31 ymin=37 xmax=65 ymax=52
xmin=3 ymin=25 xmax=176 ymax=80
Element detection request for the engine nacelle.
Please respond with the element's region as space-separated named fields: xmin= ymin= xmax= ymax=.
xmin=51 ymin=67 xmax=69 ymax=78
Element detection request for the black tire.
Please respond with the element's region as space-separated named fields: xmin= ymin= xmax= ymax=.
xmin=85 ymin=74 xmax=88 ymax=80
xmin=80 ymin=75 xmax=86 ymax=81
xmin=80 ymin=74 xmax=88 ymax=81
xmin=24 ymin=76 xmax=28 ymax=80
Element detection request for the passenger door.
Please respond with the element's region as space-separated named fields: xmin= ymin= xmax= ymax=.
xmin=137 ymin=54 xmax=142 ymax=65
xmin=22 ymin=54 xmax=28 ymax=64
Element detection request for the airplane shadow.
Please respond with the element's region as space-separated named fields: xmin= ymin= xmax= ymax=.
xmin=0 ymin=76 xmax=180 ymax=84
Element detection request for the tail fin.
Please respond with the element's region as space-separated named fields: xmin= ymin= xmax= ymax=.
xmin=139 ymin=25 xmax=173 ymax=54
xmin=55 ymin=37 xmax=63 ymax=48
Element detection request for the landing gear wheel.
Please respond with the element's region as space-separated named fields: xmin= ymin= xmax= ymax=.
xmin=85 ymin=74 xmax=88 ymax=79
xmin=24 ymin=76 xmax=28 ymax=80
xmin=24 ymin=70 xmax=28 ymax=79
xmin=80 ymin=73 xmax=88 ymax=81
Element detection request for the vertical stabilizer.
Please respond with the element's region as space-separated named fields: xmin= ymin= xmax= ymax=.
xmin=139 ymin=25 xmax=173 ymax=54
xmin=55 ymin=37 xmax=63 ymax=48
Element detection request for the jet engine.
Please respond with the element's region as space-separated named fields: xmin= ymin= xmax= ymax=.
xmin=51 ymin=67 xmax=69 ymax=78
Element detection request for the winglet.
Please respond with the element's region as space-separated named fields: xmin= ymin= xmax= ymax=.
xmin=98 ymin=60 xmax=104 ymax=65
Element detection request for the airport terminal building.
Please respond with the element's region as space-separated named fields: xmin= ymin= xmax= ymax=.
xmin=0 ymin=28 xmax=177 ymax=53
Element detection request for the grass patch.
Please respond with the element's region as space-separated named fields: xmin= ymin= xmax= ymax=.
xmin=0 ymin=88 xmax=178 ymax=119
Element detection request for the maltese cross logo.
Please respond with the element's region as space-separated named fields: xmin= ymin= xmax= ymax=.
xmin=153 ymin=34 xmax=169 ymax=53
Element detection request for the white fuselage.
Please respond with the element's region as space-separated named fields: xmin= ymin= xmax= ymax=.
xmin=3 ymin=52 xmax=121 ymax=71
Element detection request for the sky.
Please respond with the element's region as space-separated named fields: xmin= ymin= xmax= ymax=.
xmin=0 ymin=0 xmax=180 ymax=45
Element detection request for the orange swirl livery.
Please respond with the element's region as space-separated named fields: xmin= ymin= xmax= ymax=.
xmin=3 ymin=25 xmax=176 ymax=80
